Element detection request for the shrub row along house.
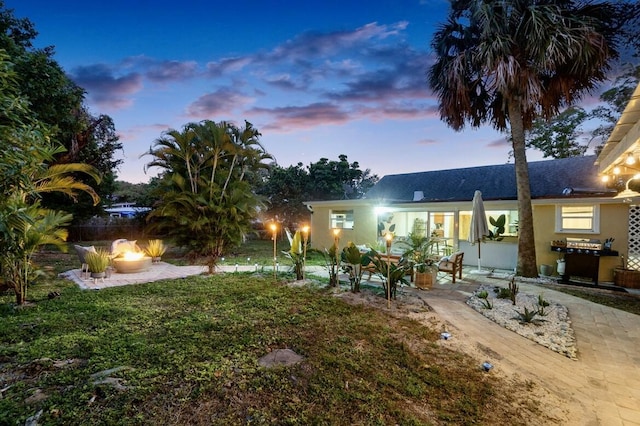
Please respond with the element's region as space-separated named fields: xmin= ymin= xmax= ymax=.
xmin=305 ymin=82 xmax=640 ymax=285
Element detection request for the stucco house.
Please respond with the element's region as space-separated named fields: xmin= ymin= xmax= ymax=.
xmin=305 ymin=82 xmax=640 ymax=284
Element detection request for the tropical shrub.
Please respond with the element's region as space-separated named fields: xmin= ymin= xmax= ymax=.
xmin=363 ymin=248 xmax=411 ymax=300
xmin=341 ymin=242 xmax=369 ymax=293
xmin=144 ymin=120 xmax=272 ymax=273
xmin=283 ymin=229 xmax=304 ymax=280
xmin=0 ymin=52 xmax=100 ymax=304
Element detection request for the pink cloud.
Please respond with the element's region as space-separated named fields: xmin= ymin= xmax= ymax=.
xmin=250 ymin=102 xmax=349 ymax=131
xmin=185 ymin=88 xmax=254 ymax=118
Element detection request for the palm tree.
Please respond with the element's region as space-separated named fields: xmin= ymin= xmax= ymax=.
xmin=428 ymin=0 xmax=624 ymax=277
xmin=145 ymin=120 xmax=271 ymax=273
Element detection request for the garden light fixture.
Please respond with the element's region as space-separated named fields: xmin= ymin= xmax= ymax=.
xmin=270 ymin=222 xmax=278 ymax=280
xmin=385 ymin=232 xmax=393 ymax=309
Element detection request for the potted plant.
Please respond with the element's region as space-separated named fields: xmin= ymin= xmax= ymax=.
xmin=413 ymin=257 xmax=439 ymax=289
xmin=399 ymin=232 xmax=438 ymax=289
xmin=85 ymin=249 xmax=111 ymax=278
xmin=145 ymin=239 xmax=167 ymax=262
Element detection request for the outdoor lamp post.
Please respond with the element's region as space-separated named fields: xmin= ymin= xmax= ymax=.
xmin=333 ymin=228 xmax=341 ymax=287
xmin=302 ymin=225 xmax=309 ymax=280
xmin=270 ymin=222 xmax=278 ymax=280
xmin=385 ymin=232 xmax=393 ymax=309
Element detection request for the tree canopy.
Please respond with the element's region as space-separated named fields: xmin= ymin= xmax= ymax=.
xmin=0 ymin=51 xmax=100 ymax=304
xmin=523 ymin=64 xmax=639 ymax=159
xmin=258 ymin=155 xmax=378 ymax=228
xmin=1 ymin=2 xmax=122 ymax=221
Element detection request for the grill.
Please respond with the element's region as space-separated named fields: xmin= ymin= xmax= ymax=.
xmin=550 ymin=239 xmax=618 ymax=286
xmin=565 ymin=238 xmax=602 ymax=251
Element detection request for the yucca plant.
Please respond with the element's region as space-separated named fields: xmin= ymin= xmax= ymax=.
xmin=145 ymin=239 xmax=167 ymax=260
xmin=85 ymin=249 xmax=111 ymax=273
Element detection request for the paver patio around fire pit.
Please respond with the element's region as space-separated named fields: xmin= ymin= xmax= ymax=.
xmin=61 ymin=261 xmax=209 ymax=290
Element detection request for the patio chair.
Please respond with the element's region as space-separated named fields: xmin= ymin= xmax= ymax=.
xmin=438 ymin=251 xmax=464 ymax=283
xmin=73 ymin=245 xmax=97 ymax=279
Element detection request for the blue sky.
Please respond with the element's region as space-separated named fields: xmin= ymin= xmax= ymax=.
xmin=6 ymin=0 xmax=580 ymax=183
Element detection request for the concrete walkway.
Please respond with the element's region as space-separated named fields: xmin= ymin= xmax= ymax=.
xmin=424 ymin=272 xmax=640 ymax=426
xmin=62 ymin=263 xmax=640 ymax=424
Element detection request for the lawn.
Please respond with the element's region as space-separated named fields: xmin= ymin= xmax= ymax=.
xmin=0 ymin=241 xmax=557 ymax=425
xmin=1 ymin=239 xmax=636 ymax=424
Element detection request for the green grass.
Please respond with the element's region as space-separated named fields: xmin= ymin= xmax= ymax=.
xmin=7 ymin=239 xmax=624 ymax=423
xmin=1 ymin=271 xmax=549 ymax=424
xmin=539 ymin=283 xmax=640 ymax=316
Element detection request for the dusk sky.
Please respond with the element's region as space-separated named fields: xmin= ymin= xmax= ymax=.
xmin=7 ymin=0 xmax=603 ymax=183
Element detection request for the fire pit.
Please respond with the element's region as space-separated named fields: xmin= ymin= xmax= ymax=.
xmin=112 ymin=251 xmax=152 ymax=274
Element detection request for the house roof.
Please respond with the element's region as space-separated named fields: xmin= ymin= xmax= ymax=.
xmin=365 ymin=155 xmax=614 ymax=202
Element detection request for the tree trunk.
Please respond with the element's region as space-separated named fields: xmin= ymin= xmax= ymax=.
xmin=14 ymin=285 xmax=24 ymax=305
xmin=508 ymin=99 xmax=538 ymax=277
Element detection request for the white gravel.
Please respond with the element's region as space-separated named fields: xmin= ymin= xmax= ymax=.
xmin=466 ymin=284 xmax=577 ymax=359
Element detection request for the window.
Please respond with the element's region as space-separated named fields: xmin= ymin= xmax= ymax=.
xmin=555 ymin=205 xmax=599 ymax=233
xmin=330 ymin=209 xmax=354 ymax=229
xmin=459 ymin=209 xmax=519 ymax=240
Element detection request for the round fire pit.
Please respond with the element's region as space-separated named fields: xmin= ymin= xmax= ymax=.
xmin=113 ymin=256 xmax=152 ymax=274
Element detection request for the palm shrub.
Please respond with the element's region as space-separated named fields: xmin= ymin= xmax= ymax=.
xmin=399 ymin=231 xmax=438 ymax=274
xmin=144 ymin=120 xmax=272 ymax=273
xmin=316 ymin=244 xmax=340 ymax=287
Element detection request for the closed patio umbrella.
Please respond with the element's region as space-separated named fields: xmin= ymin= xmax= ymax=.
xmin=469 ymin=190 xmax=490 ymax=273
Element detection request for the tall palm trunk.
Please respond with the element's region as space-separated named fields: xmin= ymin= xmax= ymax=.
xmin=508 ymin=98 xmax=537 ymax=277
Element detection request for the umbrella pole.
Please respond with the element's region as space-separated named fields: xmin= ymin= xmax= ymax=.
xmin=477 ymin=240 xmax=481 ymax=271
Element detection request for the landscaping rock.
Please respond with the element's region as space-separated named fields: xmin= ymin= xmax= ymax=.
xmin=24 ymin=409 xmax=43 ymax=426
xmin=258 ymin=349 xmax=304 ymax=368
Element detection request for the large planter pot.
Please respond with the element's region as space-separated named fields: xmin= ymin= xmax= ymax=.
xmin=90 ymin=271 xmax=106 ymax=279
xmin=539 ymin=264 xmax=553 ymax=277
xmin=613 ymin=268 xmax=640 ymax=289
xmin=415 ymin=270 xmax=437 ymax=289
